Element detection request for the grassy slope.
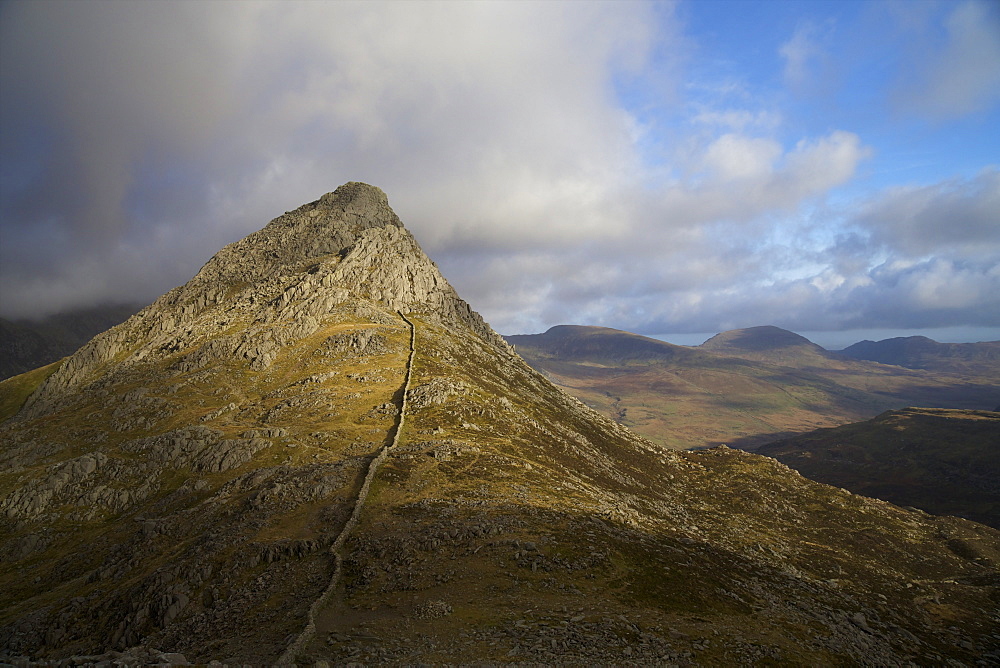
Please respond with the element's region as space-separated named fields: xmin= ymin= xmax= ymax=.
xmin=0 ymin=305 xmax=414 ymax=660
xmin=0 ymin=360 xmax=63 ymax=424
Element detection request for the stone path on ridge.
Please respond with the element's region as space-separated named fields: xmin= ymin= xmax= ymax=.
xmin=279 ymin=312 xmax=417 ymax=663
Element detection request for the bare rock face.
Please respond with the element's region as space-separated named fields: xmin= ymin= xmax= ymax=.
xmin=184 ymin=181 xmax=404 ymax=289
xmin=18 ymin=183 xmax=503 ymax=418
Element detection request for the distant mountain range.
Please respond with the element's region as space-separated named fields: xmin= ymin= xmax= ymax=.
xmin=758 ymin=407 xmax=1000 ymax=529
xmin=506 ymin=325 xmax=1000 ymax=450
xmin=838 ymin=336 xmax=1000 ymax=375
xmin=6 ymin=310 xmax=997 ymax=451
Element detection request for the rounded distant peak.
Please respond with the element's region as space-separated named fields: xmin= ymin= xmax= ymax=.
xmin=542 ymin=325 xmax=605 ymax=337
xmin=702 ymin=326 xmax=817 ymax=352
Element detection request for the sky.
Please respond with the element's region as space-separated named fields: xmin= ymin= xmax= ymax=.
xmin=1 ymin=0 xmax=998 ymax=349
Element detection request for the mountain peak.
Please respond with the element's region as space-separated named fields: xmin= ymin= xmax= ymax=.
xmin=190 ymin=181 xmax=402 ymax=288
xmin=19 ymin=183 xmax=504 ymax=416
xmin=701 ymin=325 xmax=818 ymax=352
xmin=324 ymin=180 xmax=392 ymax=208
xmin=507 ymin=325 xmax=694 ymax=365
xmin=697 ymin=326 xmax=834 ymax=366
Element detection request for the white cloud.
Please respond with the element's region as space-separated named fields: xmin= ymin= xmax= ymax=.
xmin=654 ymin=130 xmax=869 ymax=231
xmin=692 ymin=108 xmax=782 ymax=132
xmin=907 ymin=259 xmax=985 ymax=309
xmin=702 ymin=134 xmax=782 ymax=181
xmin=537 ymin=164 xmax=1000 ymax=337
xmin=779 ymin=23 xmax=822 ymax=89
xmin=781 ymin=132 xmax=873 ymax=199
xmin=778 ymin=21 xmax=838 ymax=94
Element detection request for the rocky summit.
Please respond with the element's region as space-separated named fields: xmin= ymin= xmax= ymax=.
xmin=2 ymin=183 xmax=999 ymax=665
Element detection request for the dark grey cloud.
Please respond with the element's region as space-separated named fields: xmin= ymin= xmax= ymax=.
xmin=857 ymin=169 xmax=1000 ymax=258
xmin=0 ymin=1 xmax=661 ymax=318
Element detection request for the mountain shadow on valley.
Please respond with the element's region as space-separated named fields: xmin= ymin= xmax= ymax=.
xmin=758 ymin=407 xmax=1000 ymax=530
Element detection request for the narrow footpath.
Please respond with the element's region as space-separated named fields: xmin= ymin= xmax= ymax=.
xmin=279 ymin=312 xmax=417 ymax=664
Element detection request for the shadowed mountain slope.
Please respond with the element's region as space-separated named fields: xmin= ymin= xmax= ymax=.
xmin=839 ymin=336 xmax=1000 ymax=375
xmin=2 ymin=185 xmax=999 ymax=665
xmin=507 ymin=325 xmax=999 ymax=451
xmin=0 ymin=305 xmax=142 ymax=381
xmin=759 ymin=408 xmax=1000 ymax=530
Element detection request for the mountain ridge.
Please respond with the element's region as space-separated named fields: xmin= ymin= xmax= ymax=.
xmin=508 ymin=325 xmax=702 ymax=365
xmin=839 ymin=335 xmax=1000 ymax=374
